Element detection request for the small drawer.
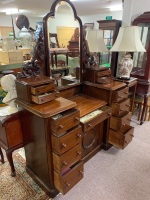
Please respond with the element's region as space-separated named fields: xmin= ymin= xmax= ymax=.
xmin=112 ymin=87 xmax=129 ymax=102
xmin=112 ymin=98 xmax=130 ymax=117
xmin=30 ymin=83 xmax=56 ymax=95
xmin=96 ymin=69 xmax=111 ymax=77
xmin=109 ymin=125 xmax=134 ymax=149
xmin=31 ymin=91 xmax=60 ymax=104
xmin=50 ymin=109 xmax=80 ymax=136
xmin=80 ymin=106 xmax=111 ymax=132
xmin=53 ymin=143 xmax=81 ymax=174
xmin=52 ymin=126 xmax=82 ymax=155
xmin=54 ymin=161 xmax=83 ymax=194
xmin=110 ymin=112 xmax=132 ymax=131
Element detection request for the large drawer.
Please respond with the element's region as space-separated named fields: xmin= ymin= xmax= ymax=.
xmin=112 ymin=98 xmax=130 ymax=117
xmin=50 ymin=108 xmax=80 ymax=136
xmin=110 ymin=112 xmax=132 ymax=131
xmin=96 ymin=69 xmax=111 ymax=77
xmin=109 ymin=125 xmax=134 ymax=149
xmin=112 ymin=87 xmax=129 ymax=102
xmin=80 ymin=106 xmax=111 ymax=132
xmin=52 ymin=126 xmax=82 ymax=155
xmin=54 ymin=161 xmax=83 ymax=194
xmin=53 ymin=143 xmax=81 ymax=174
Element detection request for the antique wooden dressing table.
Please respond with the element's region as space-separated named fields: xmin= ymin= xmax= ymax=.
xmin=14 ymin=0 xmax=134 ymax=198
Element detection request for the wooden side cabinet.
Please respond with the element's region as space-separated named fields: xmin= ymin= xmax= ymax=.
xmin=0 ymin=111 xmax=30 ymax=176
xmin=97 ymin=19 xmax=122 ymax=76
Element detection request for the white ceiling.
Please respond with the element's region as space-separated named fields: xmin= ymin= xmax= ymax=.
xmin=0 ymin=0 xmax=122 ymax=18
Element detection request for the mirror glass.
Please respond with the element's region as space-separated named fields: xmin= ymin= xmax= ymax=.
xmin=44 ymin=0 xmax=82 ymax=88
xmin=132 ymin=24 xmax=149 ymax=76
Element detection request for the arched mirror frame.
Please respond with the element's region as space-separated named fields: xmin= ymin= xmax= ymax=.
xmin=43 ymin=0 xmax=83 ymax=83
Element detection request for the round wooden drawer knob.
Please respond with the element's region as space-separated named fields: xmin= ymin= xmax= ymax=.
xmin=77 ymin=134 xmax=82 ymax=138
xmin=61 ymin=143 xmax=67 ymax=148
xmin=62 ymin=161 xmax=68 ymax=166
xmin=77 ymin=151 xmax=81 ymax=155
xmin=59 ymin=125 xmax=64 ymax=129
xmin=66 ymin=182 xmax=71 ymax=187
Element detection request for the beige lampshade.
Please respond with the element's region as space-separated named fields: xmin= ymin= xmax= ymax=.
xmin=110 ymin=26 xmax=146 ymax=52
xmin=86 ymin=29 xmax=108 ymax=53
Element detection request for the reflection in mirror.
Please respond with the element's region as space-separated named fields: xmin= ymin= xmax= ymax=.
xmin=43 ymin=0 xmax=83 ymax=89
xmin=132 ymin=25 xmax=149 ymax=76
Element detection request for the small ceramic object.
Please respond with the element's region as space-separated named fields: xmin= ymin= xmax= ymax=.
xmin=19 ymin=26 xmax=31 ymax=48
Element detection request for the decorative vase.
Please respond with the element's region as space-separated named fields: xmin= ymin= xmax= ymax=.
xmin=35 ymin=21 xmax=43 ymax=42
xmin=19 ymin=26 xmax=31 ymax=48
xmin=1 ymin=38 xmax=19 ymax=51
xmin=117 ymin=53 xmax=133 ymax=79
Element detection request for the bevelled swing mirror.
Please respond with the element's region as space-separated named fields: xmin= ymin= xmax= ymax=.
xmin=43 ymin=0 xmax=83 ymax=88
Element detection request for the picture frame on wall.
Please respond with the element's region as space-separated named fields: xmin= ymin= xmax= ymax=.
xmin=83 ymin=23 xmax=94 ymax=30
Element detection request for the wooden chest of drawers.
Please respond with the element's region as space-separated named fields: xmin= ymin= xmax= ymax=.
xmin=16 ymin=75 xmax=58 ymax=104
xmin=51 ymin=108 xmax=83 ymax=194
xmin=109 ymin=86 xmax=134 ymax=149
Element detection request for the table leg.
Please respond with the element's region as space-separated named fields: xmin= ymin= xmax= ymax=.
xmin=0 ymin=147 xmax=4 ymax=164
xmin=140 ymin=95 xmax=148 ymax=125
xmin=6 ymin=149 xmax=16 ymax=177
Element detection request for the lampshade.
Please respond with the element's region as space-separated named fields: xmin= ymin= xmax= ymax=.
xmin=110 ymin=26 xmax=146 ymax=52
xmin=86 ymin=29 xmax=108 ymax=53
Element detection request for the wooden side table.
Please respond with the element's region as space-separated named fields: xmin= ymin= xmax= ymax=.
xmin=0 ymin=111 xmax=30 ymax=176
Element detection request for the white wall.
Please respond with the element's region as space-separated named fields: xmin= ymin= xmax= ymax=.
xmin=122 ymin=0 xmax=150 ymax=25
xmin=80 ymin=11 xmax=123 ymax=29
xmin=0 ymin=14 xmax=42 ymax=38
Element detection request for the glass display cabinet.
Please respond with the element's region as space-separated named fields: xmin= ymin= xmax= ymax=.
xmin=131 ymin=12 xmax=150 ymax=124
xmin=97 ymin=20 xmax=122 ymax=76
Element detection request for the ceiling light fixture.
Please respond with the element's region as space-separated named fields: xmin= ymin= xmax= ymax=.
xmin=109 ymin=5 xmax=122 ymax=11
xmin=5 ymin=8 xmax=19 ymax=15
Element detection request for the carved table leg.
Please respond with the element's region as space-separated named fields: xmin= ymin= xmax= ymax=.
xmin=140 ymin=95 xmax=148 ymax=125
xmin=0 ymin=147 xmax=4 ymax=164
xmin=6 ymin=149 xmax=16 ymax=177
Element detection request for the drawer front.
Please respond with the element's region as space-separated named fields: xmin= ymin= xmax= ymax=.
xmin=53 ymin=143 xmax=81 ymax=174
xmin=80 ymin=106 xmax=111 ymax=132
xmin=54 ymin=161 xmax=83 ymax=194
xmin=112 ymin=98 xmax=130 ymax=117
xmin=30 ymin=83 xmax=56 ymax=95
xmin=96 ymin=69 xmax=111 ymax=77
xmin=31 ymin=91 xmax=60 ymax=104
xmin=112 ymin=87 xmax=129 ymax=102
xmin=109 ymin=125 xmax=134 ymax=149
xmin=52 ymin=126 xmax=82 ymax=155
xmin=110 ymin=112 xmax=132 ymax=131
xmin=50 ymin=109 xmax=80 ymax=136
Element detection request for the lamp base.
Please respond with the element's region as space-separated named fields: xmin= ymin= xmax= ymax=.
xmin=117 ymin=53 xmax=133 ymax=79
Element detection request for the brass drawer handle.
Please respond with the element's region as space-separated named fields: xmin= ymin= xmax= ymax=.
xmin=77 ymin=151 xmax=81 ymax=155
xmin=59 ymin=125 xmax=64 ymax=129
xmin=77 ymin=134 xmax=82 ymax=138
xmin=120 ymin=109 xmax=123 ymax=111
xmin=66 ymin=182 xmax=71 ymax=187
xmin=125 ymin=92 xmax=128 ymax=94
xmin=61 ymin=143 xmax=67 ymax=148
xmin=62 ymin=161 xmax=68 ymax=166
xmin=108 ymin=112 xmax=111 ymax=116
xmin=75 ymin=117 xmax=80 ymax=121
xmin=122 ymin=124 xmax=126 ymax=126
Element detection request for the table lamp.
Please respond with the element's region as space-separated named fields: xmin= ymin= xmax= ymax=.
xmin=86 ymin=29 xmax=108 ymax=67
xmin=110 ymin=26 xmax=146 ymax=79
